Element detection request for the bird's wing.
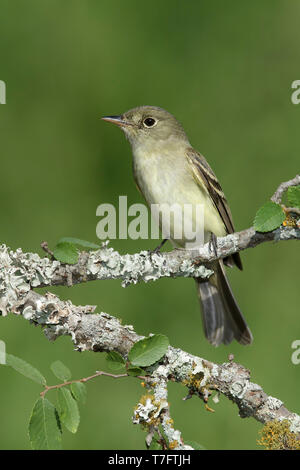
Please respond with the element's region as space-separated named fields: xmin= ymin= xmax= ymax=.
xmin=186 ymin=147 xmax=235 ymax=233
xmin=186 ymin=147 xmax=242 ymax=270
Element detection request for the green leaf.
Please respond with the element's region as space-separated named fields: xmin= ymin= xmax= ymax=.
xmin=57 ymin=388 xmax=80 ymax=433
xmin=29 ymin=397 xmax=62 ymax=450
xmin=58 ymin=237 xmax=100 ymax=251
xmin=6 ymin=354 xmax=46 ymax=385
xmin=50 ymin=360 xmax=71 ymax=382
xmin=53 ymin=242 xmax=78 ymax=264
xmin=185 ymin=440 xmax=206 ymax=450
xmin=287 ymin=185 xmax=300 ymax=209
xmin=127 ymin=366 xmax=145 ymax=376
xmin=128 ymin=334 xmax=169 ymax=367
xmin=106 ymin=351 xmax=126 ymax=371
xmin=254 ymin=201 xmax=285 ymax=232
xmin=71 ymin=382 xmax=87 ymax=404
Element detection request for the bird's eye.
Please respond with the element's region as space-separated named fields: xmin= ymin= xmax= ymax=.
xmin=143 ymin=117 xmax=157 ymax=128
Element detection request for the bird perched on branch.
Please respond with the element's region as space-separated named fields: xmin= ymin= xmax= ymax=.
xmin=102 ymin=106 xmax=252 ymax=346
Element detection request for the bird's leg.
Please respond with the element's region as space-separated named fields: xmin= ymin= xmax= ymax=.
xmin=147 ymin=238 xmax=168 ymax=258
xmin=154 ymin=238 xmax=168 ymax=253
xmin=208 ymin=232 xmax=218 ymax=258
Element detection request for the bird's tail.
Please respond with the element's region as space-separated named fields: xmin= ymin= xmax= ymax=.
xmin=195 ymin=261 xmax=253 ymax=346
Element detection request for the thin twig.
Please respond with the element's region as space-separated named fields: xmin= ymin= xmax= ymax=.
xmin=271 ymin=174 xmax=300 ymax=204
xmin=40 ymin=241 xmax=54 ymax=259
xmin=40 ymin=370 xmax=145 ymax=398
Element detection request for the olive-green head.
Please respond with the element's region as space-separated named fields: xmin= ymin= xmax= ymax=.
xmin=102 ymin=106 xmax=189 ymax=149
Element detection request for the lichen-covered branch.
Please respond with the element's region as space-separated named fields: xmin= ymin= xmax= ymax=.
xmin=1 ymin=176 xmax=300 ymax=448
xmin=3 ymin=288 xmax=300 ymax=447
xmin=0 ymin=223 xmax=299 ymax=317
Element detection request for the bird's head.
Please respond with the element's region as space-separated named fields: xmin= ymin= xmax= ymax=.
xmin=102 ymin=106 xmax=189 ymax=150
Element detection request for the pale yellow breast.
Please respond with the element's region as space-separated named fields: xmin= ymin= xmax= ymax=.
xmin=132 ymin=144 xmax=226 ymax=246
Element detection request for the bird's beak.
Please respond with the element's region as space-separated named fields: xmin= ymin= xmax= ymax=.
xmin=101 ymin=115 xmax=131 ymax=127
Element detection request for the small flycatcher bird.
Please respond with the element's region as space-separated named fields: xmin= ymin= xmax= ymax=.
xmin=102 ymin=106 xmax=252 ymax=346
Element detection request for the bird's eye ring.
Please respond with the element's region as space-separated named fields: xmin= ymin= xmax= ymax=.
xmin=143 ymin=117 xmax=157 ymax=128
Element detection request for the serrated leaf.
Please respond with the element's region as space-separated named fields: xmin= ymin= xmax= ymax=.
xmin=53 ymin=242 xmax=78 ymax=264
xmin=6 ymin=354 xmax=46 ymax=385
xmin=128 ymin=334 xmax=169 ymax=367
xmin=106 ymin=351 xmax=126 ymax=371
xmin=70 ymin=382 xmax=87 ymax=404
xmin=58 ymin=237 xmax=100 ymax=251
xmin=29 ymin=397 xmax=62 ymax=450
xmin=185 ymin=440 xmax=206 ymax=450
xmin=57 ymin=388 xmax=80 ymax=433
xmin=127 ymin=366 xmax=145 ymax=376
xmin=50 ymin=360 xmax=71 ymax=381
xmin=254 ymin=201 xmax=285 ymax=233
xmin=287 ymin=186 xmax=300 ymax=209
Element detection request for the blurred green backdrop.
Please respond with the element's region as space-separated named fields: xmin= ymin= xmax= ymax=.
xmin=0 ymin=0 xmax=299 ymax=450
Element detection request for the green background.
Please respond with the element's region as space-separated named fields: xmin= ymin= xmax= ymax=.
xmin=0 ymin=0 xmax=299 ymax=450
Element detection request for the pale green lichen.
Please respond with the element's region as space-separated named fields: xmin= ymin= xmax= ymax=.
xmin=0 ymin=245 xmax=60 ymax=315
xmin=85 ymin=244 xmax=213 ymax=287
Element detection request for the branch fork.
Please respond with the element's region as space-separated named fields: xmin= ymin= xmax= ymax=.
xmin=1 ymin=176 xmax=300 ymax=449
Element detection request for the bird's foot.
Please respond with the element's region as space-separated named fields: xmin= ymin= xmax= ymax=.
xmin=208 ymin=233 xmax=218 ymax=258
xmin=147 ymin=239 xmax=168 ymax=258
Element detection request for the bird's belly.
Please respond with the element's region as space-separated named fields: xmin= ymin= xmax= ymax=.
xmin=133 ymin=153 xmax=226 ymax=246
